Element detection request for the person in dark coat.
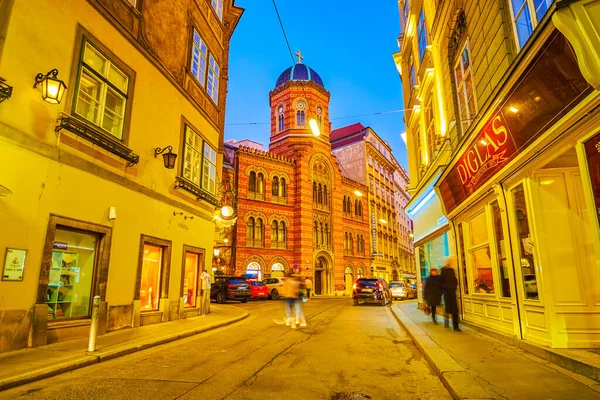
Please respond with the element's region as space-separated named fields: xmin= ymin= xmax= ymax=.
xmin=441 ymin=256 xmax=461 ymax=332
xmin=424 ymin=268 xmax=443 ymax=324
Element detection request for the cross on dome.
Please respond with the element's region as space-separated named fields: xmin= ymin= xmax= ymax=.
xmin=295 ymin=50 xmax=304 ymax=64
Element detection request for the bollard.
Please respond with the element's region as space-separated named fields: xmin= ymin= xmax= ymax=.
xmin=88 ymin=295 xmax=101 ymax=352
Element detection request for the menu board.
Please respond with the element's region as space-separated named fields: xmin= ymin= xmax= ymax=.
xmin=2 ymin=248 xmax=27 ymax=281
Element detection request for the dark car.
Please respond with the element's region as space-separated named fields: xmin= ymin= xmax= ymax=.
xmin=211 ymin=276 xmax=251 ymax=304
xmin=352 ymin=277 xmax=392 ymax=306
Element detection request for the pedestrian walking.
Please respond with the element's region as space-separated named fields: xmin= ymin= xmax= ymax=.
xmin=424 ymin=268 xmax=443 ymax=324
xmin=281 ymin=275 xmax=300 ymax=328
xmin=200 ymin=269 xmax=211 ymax=316
xmin=305 ymin=277 xmax=313 ymax=299
xmin=441 ymin=256 xmax=461 ymax=332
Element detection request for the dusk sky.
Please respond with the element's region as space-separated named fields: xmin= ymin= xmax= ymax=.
xmin=224 ymin=0 xmax=408 ymax=169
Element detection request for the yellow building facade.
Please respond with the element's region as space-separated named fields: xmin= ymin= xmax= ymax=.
xmin=0 ymin=0 xmax=242 ymax=352
xmin=397 ymin=0 xmax=600 ymax=348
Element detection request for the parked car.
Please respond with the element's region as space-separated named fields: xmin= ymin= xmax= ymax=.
xmin=250 ymin=281 xmax=269 ymax=300
xmin=389 ymin=281 xmax=415 ymax=300
xmin=352 ymin=277 xmax=392 ymax=306
xmin=211 ymin=276 xmax=251 ymax=304
xmin=262 ymin=277 xmax=285 ymax=300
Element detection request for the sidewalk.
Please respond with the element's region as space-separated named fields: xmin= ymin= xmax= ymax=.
xmin=392 ymin=302 xmax=600 ymax=400
xmin=0 ymin=304 xmax=248 ymax=392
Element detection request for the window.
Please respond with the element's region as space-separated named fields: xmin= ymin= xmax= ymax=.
xmin=182 ymin=248 xmax=203 ymax=308
xmin=454 ymin=42 xmax=477 ymax=134
xmin=417 ymin=9 xmax=427 ymax=61
xmin=255 ymin=218 xmax=263 ymax=246
xmin=512 ymin=184 xmax=539 ymax=300
xmin=467 ymin=211 xmax=494 ymax=294
xmin=271 ymin=221 xmax=278 ymax=248
xmin=211 ymin=0 xmax=223 ymax=21
xmin=425 ymin=99 xmax=436 ymax=163
xmin=47 ymin=229 xmax=99 ymax=319
xmin=271 ymin=220 xmax=286 ymax=248
xmin=404 ymin=0 xmax=410 ymax=22
xmin=409 ymin=54 xmax=416 ymax=88
xmin=296 ymin=101 xmax=306 ymax=127
xmin=247 ymin=217 xmax=255 ymax=241
xmin=272 ymin=177 xmax=279 ymax=196
xmin=278 ymin=105 xmax=284 ymax=131
xmin=491 ymin=201 xmax=510 ymax=297
xmin=509 ymin=0 xmax=554 ymax=50
xmin=137 ymin=236 xmax=171 ymax=313
xmin=313 ymin=182 xmax=317 ymax=202
xmin=278 ymin=222 xmax=286 ymax=245
xmin=317 ymin=106 xmax=323 ymax=131
xmin=191 ymin=30 xmax=208 ymax=87
xmin=257 ymin=173 xmax=265 ymax=195
xmin=207 ymin=54 xmax=220 ymax=103
xmin=74 ymin=41 xmax=129 ymax=140
xmin=280 ymin=178 xmax=287 ymax=197
xmin=318 ymin=184 xmax=323 ymax=204
xmin=249 ymin=171 xmax=256 ymax=193
xmin=325 ymin=224 xmax=330 ymax=246
xmin=247 ymin=217 xmax=264 ymax=247
xmin=368 ymin=155 xmax=373 ymax=165
xmin=182 ymin=126 xmax=216 ymax=194
xmin=314 ymin=222 xmax=319 ymax=244
xmin=323 ymin=185 xmax=328 ymax=205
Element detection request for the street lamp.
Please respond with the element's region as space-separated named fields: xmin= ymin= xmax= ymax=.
xmin=309 ymin=118 xmax=320 ymax=137
xmin=33 ymin=69 xmax=67 ymax=104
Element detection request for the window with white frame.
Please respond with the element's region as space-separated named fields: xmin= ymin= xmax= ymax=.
xmin=417 ymin=9 xmax=427 ymax=61
xmin=454 ymin=42 xmax=477 ymax=134
xmin=207 ymin=54 xmax=220 ymax=103
xmin=425 ymin=98 xmax=436 ymax=163
xmin=509 ymin=0 xmax=554 ymax=50
xmin=75 ymin=41 xmax=129 ymax=140
xmin=182 ymin=125 xmax=216 ymax=195
xmin=211 ymin=0 xmax=223 ymax=21
xmin=191 ymin=30 xmax=207 ymax=87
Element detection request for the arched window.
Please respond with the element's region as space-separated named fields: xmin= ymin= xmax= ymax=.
xmin=355 ymin=200 xmax=359 ymax=216
xmin=359 ymin=201 xmax=363 ymax=216
xmin=272 ymin=177 xmax=279 ymax=196
xmin=349 ymin=234 xmax=354 ymax=254
xmin=318 ymin=184 xmax=323 ymax=204
xmin=256 ymin=218 xmax=263 ymax=245
xmin=296 ymin=101 xmax=307 ymax=127
xmin=278 ymin=105 xmax=284 ymax=131
xmin=344 ymin=232 xmax=348 ymax=250
xmin=325 ymin=224 xmax=329 ymax=246
xmin=249 ymin=171 xmax=256 ymax=193
xmin=323 ymin=185 xmax=328 ymax=205
xmin=313 ymin=182 xmax=317 ymax=202
xmin=257 ymin=173 xmax=264 ymax=194
xmin=278 ymin=221 xmax=286 ymax=245
xmin=271 ymin=221 xmax=278 ymax=248
xmin=317 ymin=106 xmax=323 ymax=131
xmin=320 ymin=222 xmax=324 ymax=244
xmin=343 ymin=196 xmax=347 ymax=213
xmin=280 ymin=178 xmax=287 ymax=197
xmin=247 ymin=217 xmax=255 ymax=241
xmin=314 ymin=221 xmax=319 ymax=244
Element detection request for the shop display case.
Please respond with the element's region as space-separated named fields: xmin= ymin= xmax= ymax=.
xmin=47 ymin=250 xmax=79 ymax=319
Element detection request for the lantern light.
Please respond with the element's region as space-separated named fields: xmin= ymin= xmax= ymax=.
xmin=309 ymin=118 xmax=320 ymax=136
xmin=154 ymin=146 xmax=177 ymax=169
xmin=33 ymin=69 xmax=67 ymax=104
xmin=220 ymin=205 xmax=234 ymax=218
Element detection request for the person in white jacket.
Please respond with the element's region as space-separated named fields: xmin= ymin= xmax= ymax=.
xmin=200 ymin=269 xmax=211 ymax=316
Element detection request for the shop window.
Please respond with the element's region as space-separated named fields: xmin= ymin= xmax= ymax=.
xmin=512 ymin=184 xmax=539 ymax=300
xmin=491 ymin=201 xmax=511 ymax=297
xmin=140 ymin=244 xmax=162 ymax=311
xmin=182 ymin=247 xmax=203 ymax=308
xmin=47 ymin=229 xmax=99 ymax=320
xmin=74 ymin=40 xmax=131 ymax=141
xmin=458 ymin=223 xmax=468 ymax=294
xmin=467 ymin=211 xmax=494 ymax=294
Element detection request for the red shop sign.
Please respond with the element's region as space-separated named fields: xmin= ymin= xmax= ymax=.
xmin=437 ymin=31 xmax=592 ymax=214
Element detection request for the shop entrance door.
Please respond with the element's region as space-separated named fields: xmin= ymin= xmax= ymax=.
xmin=315 ymin=270 xmax=322 ymax=295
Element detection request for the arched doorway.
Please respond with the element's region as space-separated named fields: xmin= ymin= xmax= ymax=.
xmin=357 ymin=267 xmax=364 ymax=279
xmin=245 ymin=261 xmax=262 ymax=281
xmin=344 ymin=266 xmax=353 ymax=295
xmin=271 ymin=262 xmax=284 ymax=278
xmin=314 ymin=258 xmax=325 ymax=295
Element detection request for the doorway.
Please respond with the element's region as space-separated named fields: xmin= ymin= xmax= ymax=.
xmin=344 ymin=267 xmax=353 ymax=295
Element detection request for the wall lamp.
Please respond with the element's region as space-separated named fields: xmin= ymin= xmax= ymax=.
xmin=33 ymin=69 xmax=67 ymax=104
xmin=154 ymin=145 xmax=177 ymax=169
xmin=0 ymin=77 xmax=13 ymax=103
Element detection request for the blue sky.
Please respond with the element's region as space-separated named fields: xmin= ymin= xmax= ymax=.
xmin=224 ymin=1 xmax=408 ymax=168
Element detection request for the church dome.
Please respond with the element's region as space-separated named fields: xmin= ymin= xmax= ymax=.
xmin=275 ymin=63 xmax=324 ymax=89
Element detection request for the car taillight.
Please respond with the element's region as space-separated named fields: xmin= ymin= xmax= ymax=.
xmin=227 ymin=284 xmax=236 ymax=289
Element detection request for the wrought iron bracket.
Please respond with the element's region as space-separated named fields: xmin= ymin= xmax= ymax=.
xmin=55 ymin=116 xmax=140 ymax=166
xmin=0 ymin=77 xmax=13 ymax=103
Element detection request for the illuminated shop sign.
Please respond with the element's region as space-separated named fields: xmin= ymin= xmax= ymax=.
xmin=438 ymin=31 xmax=592 ymax=214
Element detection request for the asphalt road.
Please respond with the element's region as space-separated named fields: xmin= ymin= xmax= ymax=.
xmin=1 ymin=298 xmax=451 ymax=400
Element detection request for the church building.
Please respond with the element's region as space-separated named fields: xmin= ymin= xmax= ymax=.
xmin=226 ymin=58 xmax=371 ymax=295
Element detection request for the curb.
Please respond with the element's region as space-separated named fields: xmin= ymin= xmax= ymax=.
xmin=390 ymin=305 xmax=492 ymax=400
xmin=0 ymin=311 xmax=249 ymax=392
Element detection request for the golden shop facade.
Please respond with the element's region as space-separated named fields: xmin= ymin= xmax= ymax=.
xmin=435 ymin=22 xmax=600 ymax=348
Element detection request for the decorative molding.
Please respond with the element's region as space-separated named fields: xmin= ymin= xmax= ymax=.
xmin=448 ymin=10 xmax=467 ymax=63
xmin=55 ymin=115 xmax=140 ymax=166
xmin=242 ymin=254 xmax=266 ymax=269
xmin=244 ymin=164 xmax=268 ymax=177
xmin=267 ymin=214 xmax=291 ymax=225
xmin=269 ymin=256 xmax=290 ymax=271
xmin=243 ymin=210 xmax=268 ymax=222
xmin=268 ymin=170 xmax=291 ymax=181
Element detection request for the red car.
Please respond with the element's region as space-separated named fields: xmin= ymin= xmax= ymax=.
xmin=251 ymin=281 xmax=269 ymax=300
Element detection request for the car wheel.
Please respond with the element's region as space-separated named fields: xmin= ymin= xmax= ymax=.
xmin=271 ymin=289 xmax=279 ymax=300
xmin=240 ymin=298 xmax=249 ymax=303
xmin=216 ymin=291 xmax=226 ymax=304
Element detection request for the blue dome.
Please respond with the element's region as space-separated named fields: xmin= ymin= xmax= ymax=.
xmin=275 ymin=63 xmax=325 ymax=89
